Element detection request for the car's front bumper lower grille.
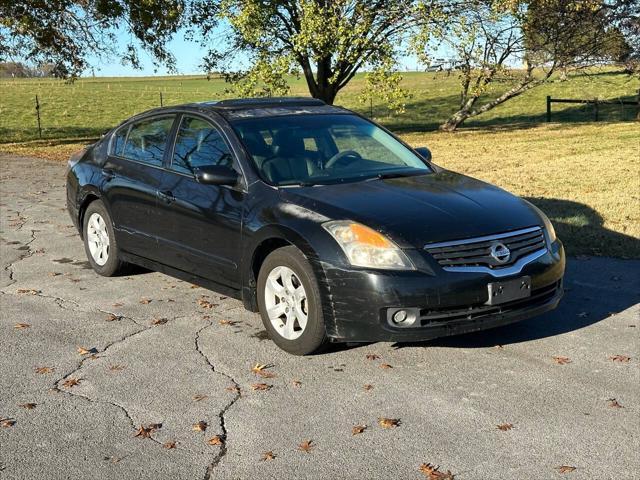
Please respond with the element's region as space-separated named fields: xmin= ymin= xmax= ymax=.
xmin=418 ymin=280 xmax=561 ymax=326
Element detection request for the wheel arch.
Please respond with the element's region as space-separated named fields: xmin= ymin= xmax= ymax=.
xmin=77 ymin=190 xmax=102 ymax=239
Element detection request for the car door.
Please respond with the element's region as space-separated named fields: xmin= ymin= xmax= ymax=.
xmin=101 ymin=115 xmax=176 ymax=259
xmin=154 ymin=114 xmax=245 ymax=288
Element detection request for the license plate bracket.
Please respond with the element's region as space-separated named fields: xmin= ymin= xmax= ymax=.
xmin=486 ymin=276 xmax=532 ymax=305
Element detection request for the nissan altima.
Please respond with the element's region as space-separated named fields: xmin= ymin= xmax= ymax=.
xmin=66 ymin=97 xmax=565 ymax=355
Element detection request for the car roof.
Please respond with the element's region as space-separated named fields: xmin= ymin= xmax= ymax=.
xmin=122 ymin=97 xmax=350 ymax=125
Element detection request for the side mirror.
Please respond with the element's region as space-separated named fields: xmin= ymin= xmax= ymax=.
xmin=194 ymin=165 xmax=239 ymax=186
xmin=415 ymin=146 xmax=432 ymax=162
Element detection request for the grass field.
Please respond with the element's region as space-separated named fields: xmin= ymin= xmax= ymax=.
xmin=1 ymin=70 xmax=638 ymax=258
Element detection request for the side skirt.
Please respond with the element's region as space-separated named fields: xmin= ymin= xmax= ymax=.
xmin=119 ymin=251 xmax=243 ymax=302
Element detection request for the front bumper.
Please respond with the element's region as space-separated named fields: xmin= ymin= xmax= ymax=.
xmin=319 ymin=241 xmax=565 ymax=343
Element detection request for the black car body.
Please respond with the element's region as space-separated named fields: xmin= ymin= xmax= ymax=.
xmin=67 ymin=97 xmax=565 ymax=354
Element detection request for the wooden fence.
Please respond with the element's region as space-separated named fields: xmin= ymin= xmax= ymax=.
xmin=546 ymin=91 xmax=640 ymax=122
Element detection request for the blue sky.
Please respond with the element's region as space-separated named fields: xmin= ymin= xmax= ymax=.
xmin=87 ymin=27 xmax=439 ymax=77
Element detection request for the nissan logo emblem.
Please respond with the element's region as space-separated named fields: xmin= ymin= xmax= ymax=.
xmin=490 ymin=242 xmax=511 ymax=264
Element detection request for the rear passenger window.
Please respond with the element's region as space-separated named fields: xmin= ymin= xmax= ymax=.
xmin=111 ymin=126 xmax=128 ymax=156
xmin=121 ymin=116 xmax=174 ymax=166
xmin=172 ymin=116 xmax=233 ymax=175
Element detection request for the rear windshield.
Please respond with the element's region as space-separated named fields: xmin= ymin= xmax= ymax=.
xmin=230 ymin=114 xmax=431 ymax=186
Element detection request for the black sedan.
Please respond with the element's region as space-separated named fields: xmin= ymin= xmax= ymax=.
xmin=66 ymin=97 xmax=565 ymax=355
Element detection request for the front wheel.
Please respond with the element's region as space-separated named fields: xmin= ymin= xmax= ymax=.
xmin=257 ymin=246 xmax=327 ymax=355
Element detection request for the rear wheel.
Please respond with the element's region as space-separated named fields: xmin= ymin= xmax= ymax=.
xmin=257 ymin=246 xmax=326 ymax=355
xmin=82 ymin=200 xmax=124 ymax=276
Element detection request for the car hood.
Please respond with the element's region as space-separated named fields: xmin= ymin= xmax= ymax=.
xmin=278 ymin=170 xmax=544 ymax=248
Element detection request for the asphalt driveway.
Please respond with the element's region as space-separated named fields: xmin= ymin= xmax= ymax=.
xmin=1 ymin=154 xmax=638 ymax=480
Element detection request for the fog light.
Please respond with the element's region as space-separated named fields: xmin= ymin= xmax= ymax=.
xmin=392 ymin=310 xmax=408 ymax=324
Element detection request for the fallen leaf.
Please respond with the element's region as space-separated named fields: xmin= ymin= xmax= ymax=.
xmin=251 ymin=383 xmax=272 ymax=391
xmin=77 ymin=346 xmax=96 ymax=355
xmin=497 ymin=423 xmax=514 ymax=431
xmin=163 ymin=441 xmax=177 ymax=449
xmin=352 ymin=425 xmax=367 ymax=435
xmin=192 ymin=394 xmax=208 ymax=402
xmin=139 ymin=298 xmax=151 ymax=304
xmin=363 ymin=384 xmax=374 ymax=391
xmin=251 ymin=363 xmax=274 ymax=376
xmin=0 ymin=419 xmax=16 ymax=428
xmin=17 ymin=288 xmax=39 ymax=295
xmin=298 ymin=440 xmax=313 ymax=453
xmin=419 ymin=463 xmax=455 ymax=479
xmin=151 ymin=318 xmax=168 ymax=325
xmin=197 ymin=297 xmax=216 ymax=309
xmin=14 ymin=323 xmax=31 ymax=329
xmin=112 ymin=303 xmax=124 ymax=307
xmin=292 ymin=380 xmax=302 ymax=388
xmin=553 ymin=356 xmax=571 ymax=365
xmin=609 ymin=355 xmax=631 ymax=363
xmin=148 ymin=423 xmax=162 ymax=431
xmin=261 ymin=451 xmax=276 ymax=461
xmin=193 ymin=421 xmax=208 ymax=432
xmin=105 ymin=313 xmax=120 ymax=322
xmin=34 ymin=366 xmax=54 ymax=374
xmin=225 ymin=386 xmax=240 ymax=393
xmin=62 ymin=378 xmax=80 ymax=388
xmin=218 ymin=319 xmax=234 ymax=325
xmin=557 ymin=466 xmax=576 ymax=474
xmin=378 ymin=417 xmax=400 ymax=429
xmin=379 ymin=363 xmax=393 ymax=370
xmin=134 ymin=426 xmax=153 ymax=438
xmin=109 ymin=365 xmax=126 ymax=371
xmin=19 ymin=403 xmax=36 ymax=410
xmin=366 ymin=353 xmax=380 ymax=360
xmin=607 ymin=398 xmax=623 ymax=408
xmin=207 ymin=435 xmax=224 ymax=446
xmin=48 ymin=272 xmax=61 ymax=277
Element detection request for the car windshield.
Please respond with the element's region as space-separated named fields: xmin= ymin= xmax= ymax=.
xmin=231 ymin=114 xmax=431 ymax=186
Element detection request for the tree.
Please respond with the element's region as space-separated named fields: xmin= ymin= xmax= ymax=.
xmin=190 ymin=0 xmax=434 ymax=106
xmin=415 ymin=0 xmax=634 ymax=131
xmin=0 ymin=0 xmax=185 ymax=79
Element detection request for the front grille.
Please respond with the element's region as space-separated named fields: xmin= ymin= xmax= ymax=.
xmin=419 ymin=281 xmax=560 ymax=326
xmin=424 ymin=226 xmax=546 ymax=269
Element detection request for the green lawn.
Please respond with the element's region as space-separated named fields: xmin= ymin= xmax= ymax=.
xmin=1 ymin=69 xmax=638 ymax=143
xmin=0 ymin=70 xmax=638 ymax=258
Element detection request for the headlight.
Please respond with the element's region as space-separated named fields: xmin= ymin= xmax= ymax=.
xmin=323 ymin=220 xmax=415 ymax=270
xmin=529 ymin=203 xmax=557 ymax=244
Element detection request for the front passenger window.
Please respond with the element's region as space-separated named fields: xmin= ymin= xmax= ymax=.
xmin=172 ymin=116 xmax=233 ymax=175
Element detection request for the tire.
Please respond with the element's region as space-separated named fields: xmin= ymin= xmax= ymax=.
xmin=257 ymin=246 xmax=327 ymax=355
xmin=82 ymin=199 xmax=124 ymax=277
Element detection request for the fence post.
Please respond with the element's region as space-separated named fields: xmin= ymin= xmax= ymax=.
xmin=35 ymin=95 xmax=42 ymax=139
xmin=546 ymin=95 xmax=551 ymax=122
xmin=160 ymin=92 xmax=163 ymax=107
xmin=594 ymin=100 xmax=599 ymax=122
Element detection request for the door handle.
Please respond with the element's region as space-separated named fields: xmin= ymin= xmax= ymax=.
xmin=101 ymin=168 xmax=115 ymax=181
xmin=156 ymin=190 xmax=175 ymax=204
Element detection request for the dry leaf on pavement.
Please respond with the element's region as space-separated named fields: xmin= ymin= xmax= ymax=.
xmin=552 ymin=356 xmax=571 ymax=365
xmin=14 ymin=323 xmax=31 ymax=329
xmin=62 ymin=378 xmax=80 ymax=388
xmin=1 ymin=419 xmax=16 ymax=428
xmin=261 ymin=451 xmax=276 ymax=461
xmin=557 ymin=466 xmax=576 ymax=473
xmin=163 ymin=441 xmax=177 ymax=449
xmin=609 ymin=355 xmax=631 ymax=363
xmin=35 ymin=367 xmax=55 ymax=374
xmin=207 ymin=435 xmax=224 ymax=446
xmin=378 ymin=418 xmax=400 ymax=428
xmin=497 ymin=423 xmax=514 ymax=431
xmin=419 ymin=463 xmax=455 ymax=479
xmin=193 ymin=421 xmax=208 ymax=432
xmin=18 ymin=403 xmax=36 ymax=410
xmin=251 ymin=383 xmax=272 ymax=391
xmin=352 ymin=425 xmax=367 ymax=435
xmin=607 ymin=398 xmax=623 ymax=408
xmin=298 ymin=440 xmax=313 ymax=453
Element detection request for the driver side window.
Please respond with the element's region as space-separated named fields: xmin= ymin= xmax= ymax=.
xmin=172 ymin=116 xmax=233 ymax=175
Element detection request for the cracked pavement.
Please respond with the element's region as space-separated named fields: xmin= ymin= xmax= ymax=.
xmin=1 ymin=154 xmax=639 ymax=480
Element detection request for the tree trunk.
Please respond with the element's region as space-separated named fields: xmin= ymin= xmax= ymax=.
xmin=440 ymin=109 xmax=471 ymax=132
